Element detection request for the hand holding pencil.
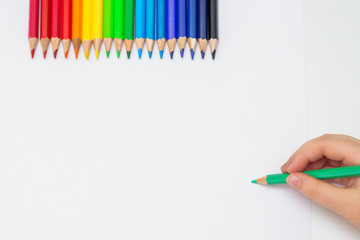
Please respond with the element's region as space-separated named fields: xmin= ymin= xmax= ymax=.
xmin=281 ymin=134 xmax=360 ymax=229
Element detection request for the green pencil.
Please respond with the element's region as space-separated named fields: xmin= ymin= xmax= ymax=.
xmin=114 ymin=0 xmax=125 ymax=58
xmin=103 ymin=0 xmax=114 ymax=58
xmin=124 ymin=0 xmax=134 ymax=59
xmin=252 ymin=166 xmax=360 ymax=185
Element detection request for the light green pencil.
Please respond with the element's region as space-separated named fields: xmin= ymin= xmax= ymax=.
xmin=103 ymin=0 xmax=113 ymax=58
xmin=252 ymin=166 xmax=360 ymax=185
xmin=114 ymin=0 xmax=125 ymax=58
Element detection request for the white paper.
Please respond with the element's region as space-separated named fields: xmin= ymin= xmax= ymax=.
xmin=0 ymin=1 xmax=310 ymax=239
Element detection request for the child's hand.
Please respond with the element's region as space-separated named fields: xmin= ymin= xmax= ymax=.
xmin=281 ymin=134 xmax=360 ymax=228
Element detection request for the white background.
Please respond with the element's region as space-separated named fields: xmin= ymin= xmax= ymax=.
xmin=304 ymin=0 xmax=360 ymax=239
xmin=0 ymin=1 xmax=311 ymax=240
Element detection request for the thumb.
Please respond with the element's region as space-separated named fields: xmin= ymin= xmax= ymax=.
xmin=286 ymin=173 xmax=350 ymax=216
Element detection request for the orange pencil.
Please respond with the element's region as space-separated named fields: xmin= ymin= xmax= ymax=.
xmin=62 ymin=0 xmax=72 ymax=58
xmin=72 ymin=0 xmax=82 ymax=59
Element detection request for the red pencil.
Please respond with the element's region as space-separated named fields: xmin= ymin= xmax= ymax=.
xmin=62 ymin=0 xmax=72 ymax=58
xmin=28 ymin=0 xmax=39 ymax=58
xmin=40 ymin=0 xmax=51 ymax=58
xmin=51 ymin=0 xmax=61 ymax=58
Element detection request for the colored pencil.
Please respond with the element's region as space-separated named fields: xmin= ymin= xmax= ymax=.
xmin=145 ymin=0 xmax=155 ymax=58
xmin=62 ymin=0 xmax=72 ymax=59
xmin=209 ymin=0 xmax=218 ymax=59
xmin=198 ymin=0 xmax=207 ymax=59
xmin=40 ymin=0 xmax=51 ymax=58
xmin=252 ymin=166 xmax=360 ymax=186
xmin=72 ymin=0 xmax=82 ymax=59
xmin=176 ymin=0 xmax=186 ymax=58
xmin=114 ymin=0 xmax=125 ymax=58
xmin=51 ymin=0 xmax=61 ymax=58
xmin=28 ymin=0 xmax=39 ymax=58
xmin=103 ymin=0 xmax=113 ymax=58
xmin=135 ymin=0 xmax=145 ymax=59
xmin=93 ymin=0 xmax=103 ymax=59
xmin=156 ymin=0 xmax=166 ymax=59
xmin=124 ymin=0 xmax=135 ymax=59
xmin=166 ymin=0 xmax=176 ymax=59
xmin=187 ymin=0 xmax=197 ymax=60
xmin=82 ymin=0 xmax=92 ymax=59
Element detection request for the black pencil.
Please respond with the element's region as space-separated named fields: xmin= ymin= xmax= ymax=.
xmin=209 ymin=0 xmax=218 ymax=60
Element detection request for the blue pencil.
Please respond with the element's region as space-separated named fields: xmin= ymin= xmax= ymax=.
xmin=145 ymin=0 xmax=155 ymax=58
xmin=198 ymin=0 xmax=208 ymax=59
xmin=135 ymin=0 xmax=146 ymax=58
xmin=187 ymin=0 xmax=197 ymax=59
xmin=177 ymin=0 xmax=187 ymax=57
xmin=166 ymin=0 xmax=176 ymax=59
xmin=156 ymin=0 xmax=166 ymax=59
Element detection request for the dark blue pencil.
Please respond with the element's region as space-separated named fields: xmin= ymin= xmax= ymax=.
xmin=187 ymin=0 xmax=197 ymax=59
xmin=198 ymin=0 xmax=208 ymax=59
xmin=177 ymin=0 xmax=187 ymax=58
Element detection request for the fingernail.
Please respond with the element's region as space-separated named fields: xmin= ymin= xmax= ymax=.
xmin=287 ymin=174 xmax=301 ymax=188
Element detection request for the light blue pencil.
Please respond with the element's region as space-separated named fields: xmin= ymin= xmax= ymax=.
xmin=156 ymin=0 xmax=166 ymax=59
xmin=146 ymin=0 xmax=155 ymax=58
xmin=135 ymin=0 xmax=146 ymax=58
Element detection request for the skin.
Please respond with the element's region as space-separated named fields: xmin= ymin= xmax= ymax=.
xmin=281 ymin=134 xmax=360 ymax=228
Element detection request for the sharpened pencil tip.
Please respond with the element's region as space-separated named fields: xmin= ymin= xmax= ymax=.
xmin=95 ymin=51 xmax=99 ymax=59
xmin=31 ymin=49 xmax=35 ymax=58
xmin=159 ymin=50 xmax=164 ymax=59
xmin=106 ymin=51 xmax=110 ymax=58
xmin=138 ymin=49 xmax=142 ymax=59
xmin=180 ymin=49 xmax=184 ymax=58
xmin=43 ymin=50 xmax=47 ymax=59
xmin=190 ymin=49 xmax=195 ymax=60
xmin=201 ymin=51 xmax=205 ymax=59
xmin=212 ymin=50 xmax=216 ymax=60
xmin=74 ymin=49 xmax=79 ymax=59
xmin=251 ymin=180 xmax=257 ymax=184
xmin=64 ymin=51 xmax=68 ymax=59
xmin=117 ymin=50 xmax=120 ymax=58
xmin=148 ymin=51 xmax=152 ymax=59
xmin=85 ymin=52 xmax=89 ymax=60
xmin=127 ymin=51 xmax=131 ymax=59
xmin=53 ymin=49 xmax=58 ymax=59
xmin=170 ymin=51 xmax=174 ymax=59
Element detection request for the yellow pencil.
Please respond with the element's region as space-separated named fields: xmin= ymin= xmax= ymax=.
xmin=93 ymin=0 xmax=103 ymax=59
xmin=82 ymin=0 xmax=92 ymax=59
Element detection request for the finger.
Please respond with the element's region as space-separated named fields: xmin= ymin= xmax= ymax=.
xmin=304 ymin=158 xmax=328 ymax=171
xmin=287 ymin=173 xmax=353 ymax=216
xmin=287 ymin=134 xmax=360 ymax=173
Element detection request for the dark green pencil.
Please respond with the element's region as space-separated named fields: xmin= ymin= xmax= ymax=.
xmin=252 ymin=166 xmax=360 ymax=185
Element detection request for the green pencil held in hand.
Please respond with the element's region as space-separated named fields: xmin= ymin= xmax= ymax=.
xmin=252 ymin=166 xmax=360 ymax=185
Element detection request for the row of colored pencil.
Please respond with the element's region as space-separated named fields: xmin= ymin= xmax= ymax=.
xmin=28 ymin=0 xmax=218 ymax=60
